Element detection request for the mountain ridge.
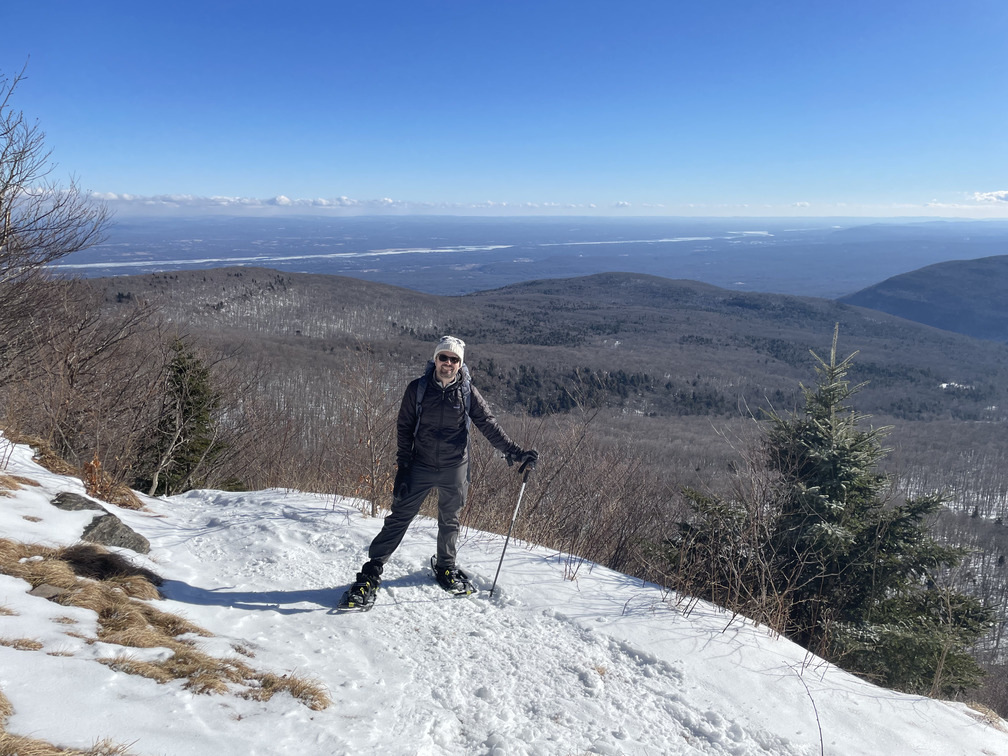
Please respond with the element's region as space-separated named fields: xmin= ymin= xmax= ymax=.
xmin=839 ymin=254 xmax=1008 ymax=343
xmin=89 ymin=266 xmax=1008 ymax=424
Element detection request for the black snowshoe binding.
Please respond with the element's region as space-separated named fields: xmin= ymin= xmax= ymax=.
xmin=431 ymin=556 xmax=476 ymax=596
xmin=337 ymin=572 xmax=379 ymax=611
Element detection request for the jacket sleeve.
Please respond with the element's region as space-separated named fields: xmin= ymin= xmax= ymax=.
xmin=468 ymin=385 xmax=522 ymax=458
xmin=396 ymin=379 xmax=419 ymax=468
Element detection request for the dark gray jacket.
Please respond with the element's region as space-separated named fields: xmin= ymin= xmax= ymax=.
xmin=396 ymin=362 xmax=521 ymax=470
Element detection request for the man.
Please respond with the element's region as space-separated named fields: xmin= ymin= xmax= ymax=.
xmin=341 ymin=336 xmax=537 ymax=609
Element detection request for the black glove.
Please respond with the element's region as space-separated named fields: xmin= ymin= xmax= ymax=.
xmin=393 ymin=465 xmax=410 ymax=499
xmin=507 ymin=448 xmax=538 ymax=475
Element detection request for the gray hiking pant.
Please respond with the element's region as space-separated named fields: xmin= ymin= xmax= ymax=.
xmin=366 ymin=462 xmax=469 ymax=572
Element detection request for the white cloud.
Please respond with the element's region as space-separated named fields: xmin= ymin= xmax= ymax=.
xmin=973 ymin=190 xmax=1008 ymax=203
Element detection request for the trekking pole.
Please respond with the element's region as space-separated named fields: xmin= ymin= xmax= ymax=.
xmin=490 ymin=466 xmax=532 ymax=598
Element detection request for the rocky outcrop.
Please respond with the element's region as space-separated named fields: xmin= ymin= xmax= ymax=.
xmin=80 ymin=513 xmax=151 ymax=555
xmin=50 ymin=492 xmax=104 ymax=511
xmin=49 ymin=491 xmax=151 ymax=555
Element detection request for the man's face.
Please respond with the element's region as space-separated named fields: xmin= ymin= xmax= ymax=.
xmin=435 ymin=351 xmax=461 ymax=383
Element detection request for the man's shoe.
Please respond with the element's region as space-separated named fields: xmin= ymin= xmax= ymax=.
xmin=431 ymin=556 xmax=475 ymax=595
xmin=337 ymin=572 xmax=379 ymax=611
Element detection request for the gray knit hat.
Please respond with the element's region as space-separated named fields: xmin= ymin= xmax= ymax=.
xmin=433 ymin=335 xmax=465 ymax=363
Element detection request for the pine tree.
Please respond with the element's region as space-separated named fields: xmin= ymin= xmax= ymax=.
xmin=764 ymin=325 xmax=991 ymax=694
xmin=135 ymin=338 xmax=226 ymax=496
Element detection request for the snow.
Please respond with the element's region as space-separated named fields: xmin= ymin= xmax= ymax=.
xmin=1 ymin=436 xmax=1007 ymax=756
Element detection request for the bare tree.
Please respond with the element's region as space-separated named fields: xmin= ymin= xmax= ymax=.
xmin=0 ymin=63 xmax=110 ymax=379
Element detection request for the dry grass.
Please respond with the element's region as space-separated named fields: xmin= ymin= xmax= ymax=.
xmin=17 ymin=436 xmax=79 ymax=477
xmin=0 ymin=731 xmax=138 ymax=755
xmin=97 ymin=647 xmax=332 ymax=710
xmin=81 ymin=454 xmax=144 ymax=511
xmin=3 ymin=474 xmax=41 ymax=489
xmin=0 ymin=637 xmax=44 ymax=651
xmin=0 ymin=536 xmax=331 ymax=712
xmin=965 ymin=702 xmax=1008 ymax=733
xmin=0 ymin=472 xmax=42 ymax=499
xmin=0 ymin=688 xmax=11 ymax=722
xmin=247 ymin=671 xmax=332 ymax=711
xmin=0 ymin=607 xmax=14 ymax=617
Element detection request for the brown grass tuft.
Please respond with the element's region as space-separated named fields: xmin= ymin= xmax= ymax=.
xmin=183 ymin=671 xmax=232 ymax=696
xmin=0 ymin=474 xmax=41 ymax=492
xmin=104 ymin=575 xmax=161 ymax=601
xmin=0 ymin=539 xmax=52 ymax=568
xmin=0 ymin=730 xmax=140 ymax=755
xmin=24 ymin=560 xmax=79 ymax=591
xmin=96 ymin=605 xmax=160 ymax=648
xmin=259 ymin=672 xmax=332 ymax=711
xmin=0 ymin=687 xmax=12 ymax=722
xmin=99 ymin=655 xmax=176 ymax=685
xmin=138 ymin=604 xmax=210 ymax=639
xmin=0 ymin=637 xmax=44 ymax=651
xmin=59 ymin=582 xmax=109 ymax=613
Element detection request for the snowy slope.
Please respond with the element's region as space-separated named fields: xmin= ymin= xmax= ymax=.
xmin=1 ymin=436 xmax=1006 ymax=756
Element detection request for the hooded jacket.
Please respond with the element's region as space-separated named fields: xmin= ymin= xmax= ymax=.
xmin=396 ymin=361 xmax=521 ymax=470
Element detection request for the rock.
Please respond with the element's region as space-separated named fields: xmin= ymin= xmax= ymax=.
xmin=81 ymin=513 xmax=151 ymax=555
xmin=50 ymin=491 xmax=104 ymax=511
xmin=28 ymin=583 xmax=70 ymax=600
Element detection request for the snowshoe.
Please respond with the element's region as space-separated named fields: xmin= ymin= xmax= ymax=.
xmin=431 ymin=556 xmax=477 ymax=596
xmin=336 ymin=573 xmax=379 ymax=611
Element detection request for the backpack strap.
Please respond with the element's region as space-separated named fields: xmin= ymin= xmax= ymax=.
xmin=414 ymin=362 xmax=471 ymax=438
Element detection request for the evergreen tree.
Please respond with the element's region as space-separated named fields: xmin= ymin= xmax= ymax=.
xmin=135 ymin=338 xmax=226 ymax=496
xmin=764 ymin=326 xmax=991 ymax=694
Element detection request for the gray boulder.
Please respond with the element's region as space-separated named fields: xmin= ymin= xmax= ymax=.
xmin=81 ymin=513 xmax=151 ymax=555
xmin=51 ymin=491 xmax=104 ymax=511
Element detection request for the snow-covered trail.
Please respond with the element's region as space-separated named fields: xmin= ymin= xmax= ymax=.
xmin=2 ymin=438 xmax=1005 ymax=756
xmin=146 ymin=488 xmax=806 ymax=755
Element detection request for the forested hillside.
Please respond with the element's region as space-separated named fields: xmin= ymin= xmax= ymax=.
xmin=840 ymin=254 xmax=1008 ymax=343
xmin=93 ymin=266 xmax=1008 ymax=423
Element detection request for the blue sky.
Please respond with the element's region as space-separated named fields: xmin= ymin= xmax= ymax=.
xmin=4 ymin=1 xmax=1008 ymax=217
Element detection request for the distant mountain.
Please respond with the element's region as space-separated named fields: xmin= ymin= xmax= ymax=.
xmin=839 ymin=255 xmax=1008 ymax=343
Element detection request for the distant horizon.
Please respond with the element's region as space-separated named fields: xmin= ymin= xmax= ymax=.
xmin=96 ymin=194 xmax=1008 ymax=221
xmin=99 ymin=200 xmax=1008 ymax=224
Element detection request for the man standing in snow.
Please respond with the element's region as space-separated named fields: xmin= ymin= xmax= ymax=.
xmin=341 ymin=336 xmax=538 ymax=609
